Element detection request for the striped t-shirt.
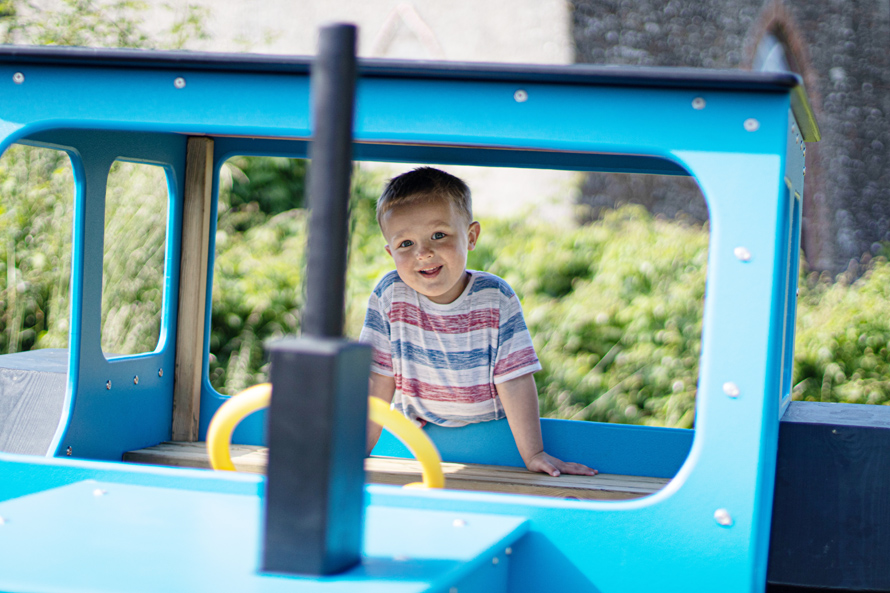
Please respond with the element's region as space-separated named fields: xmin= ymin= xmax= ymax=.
xmin=359 ymin=269 xmax=542 ymax=427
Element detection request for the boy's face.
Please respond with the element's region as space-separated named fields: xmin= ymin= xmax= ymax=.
xmin=380 ymin=198 xmax=481 ymax=305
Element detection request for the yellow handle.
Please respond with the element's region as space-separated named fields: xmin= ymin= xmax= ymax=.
xmin=207 ymin=382 xmax=271 ymax=471
xmin=206 ymin=384 xmax=445 ymax=489
xmin=367 ymin=397 xmax=444 ymax=489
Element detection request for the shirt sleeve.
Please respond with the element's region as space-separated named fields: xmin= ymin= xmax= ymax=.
xmin=492 ymin=291 xmax=542 ymax=384
xmin=358 ymin=289 xmax=394 ymax=377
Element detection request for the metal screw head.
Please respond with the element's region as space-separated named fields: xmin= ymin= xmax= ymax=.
xmin=133 ymin=375 xmax=139 ymax=385
xmin=93 ymin=489 xmax=107 ymax=497
xmin=723 ymin=382 xmax=740 ymax=398
xmin=174 ymin=76 xmax=186 ymax=89
xmin=513 ymin=89 xmax=528 ymax=103
xmin=449 ymin=588 xmax=458 ymax=593
xmin=452 ymin=519 xmax=467 ymax=527
xmin=158 ymin=368 xmax=163 ymax=378
xmin=12 ymin=72 xmax=24 ymax=84
xmin=392 ymin=555 xmax=410 ymax=562
xmin=743 ymin=118 xmax=760 ymax=132
xmin=106 ymin=380 xmax=112 ymax=390
xmin=505 ymin=547 xmax=513 ymax=555
xmin=714 ymin=508 xmax=733 ymax=526
xmin=66 ymin=446 xmax=72 ymax=456
xmin=733 ymin=246 xmax=752 ymax=262
xmin=692 ymin=97 xmax=706 ymax=110
xmin=492 ymin=556 xmax=499 ymax=565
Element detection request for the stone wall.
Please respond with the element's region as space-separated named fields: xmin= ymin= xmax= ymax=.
xmin=572 ymin=0 xmax=890 ymax=273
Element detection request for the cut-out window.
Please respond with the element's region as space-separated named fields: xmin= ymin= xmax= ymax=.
xmin=101 ymin=161 xmax=169 ymax=357
xmin=210 ymin=156 xmax=308 ymax=394
xmin=0 ymin=144 xmax=75 ymax=354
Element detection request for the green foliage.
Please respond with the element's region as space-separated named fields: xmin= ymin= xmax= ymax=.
xmin=224 ymin=156 xmax=308 ymax=221
xmin=475 ymin=207 xmax=708 ymax=428
xmin=100 ymin=161 xmax=168 ymax=356
xmin=793 ymin=258 xmax=890 ymax=405
xmin=0 ymin=145 xmax=74 ymax=353
xmin=0 ymin=0 xmax=208 ymax=49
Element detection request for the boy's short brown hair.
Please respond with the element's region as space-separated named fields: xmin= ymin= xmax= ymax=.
xmin=376 ymin=167 xmax=472 ymax=227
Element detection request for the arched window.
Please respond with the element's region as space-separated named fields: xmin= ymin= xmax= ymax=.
xmin=753 ymin=33 xmax=793 ymax=73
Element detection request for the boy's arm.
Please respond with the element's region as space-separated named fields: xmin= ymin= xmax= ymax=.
xmin=496 ymin=374 xmax=597 ymax=477
xmin=366 ymin=371 xmax=396 ymax=454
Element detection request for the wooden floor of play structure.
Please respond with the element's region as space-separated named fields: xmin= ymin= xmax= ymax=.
xmin=124 ymin=442 xmax=669 ymax=501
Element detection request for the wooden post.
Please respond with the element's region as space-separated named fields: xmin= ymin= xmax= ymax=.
xmin=172 ymin=137 xmax=214 ymax=442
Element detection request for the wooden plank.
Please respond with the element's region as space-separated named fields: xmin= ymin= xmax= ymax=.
xmin=124 ymin=441 xmax=669 ymax=500
xmin=171 ymin=137 xmax=214 ymax=442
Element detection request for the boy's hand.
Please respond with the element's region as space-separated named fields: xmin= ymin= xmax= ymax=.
xmin=527 ymin=451 xmax=598 ymax=477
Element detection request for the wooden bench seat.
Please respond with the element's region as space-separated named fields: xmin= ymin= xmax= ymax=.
xmin=123 ymin=441 xmax=669 ymax=501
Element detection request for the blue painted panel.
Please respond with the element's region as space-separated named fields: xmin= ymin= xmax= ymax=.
xmin=0 ymin=480 xmax=526 ymax=592
xmin=373 ymin=418 xmax=693 ymax=479
xmin=0 ymin=56 xmax=809 ymax=593
xmin=13 ymin=130 xmax=186 ymax=461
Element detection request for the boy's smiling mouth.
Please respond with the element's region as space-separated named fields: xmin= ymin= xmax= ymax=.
xmin=419 ymin=265 xmax=442 ymax=278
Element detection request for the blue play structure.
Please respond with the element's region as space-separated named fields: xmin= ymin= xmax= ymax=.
xmin=0 ymin=28 xmax=827 ymax=592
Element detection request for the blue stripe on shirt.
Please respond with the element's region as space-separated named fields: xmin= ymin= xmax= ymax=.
xmin=393 ymin=340 xmax=494 ymax=370
xmin=373 ymin=270 xmax=401 ymax=297
xmin=469 ymin=274 xmax=514 ymax=297
xmin=362 ymin=307 xmax=389 ymax=335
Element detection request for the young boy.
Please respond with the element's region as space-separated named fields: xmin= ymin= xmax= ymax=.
xmin=360 ymin=167 xmax=596 ymax=477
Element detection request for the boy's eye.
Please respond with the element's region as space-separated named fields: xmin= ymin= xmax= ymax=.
xmin=399 ymin=240 xmax=414 ymax=248
xmin=432 ymin=232 xmax=446 ymax=240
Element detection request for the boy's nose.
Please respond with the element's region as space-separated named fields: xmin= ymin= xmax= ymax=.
xmin=416 ymin=243 xmax=434 ymax=259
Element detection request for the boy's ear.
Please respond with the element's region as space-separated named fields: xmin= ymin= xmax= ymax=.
xmin=467 ymin=221 xmax=481 ymax=251
xmin=385 ymin=244 xmax=393 ymax=258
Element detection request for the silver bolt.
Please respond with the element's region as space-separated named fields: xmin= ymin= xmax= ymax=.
xmin=714 ymin=508 xmax=733 ymax=527
xmin=93 ymin=489 xmax=107 ymax=497
xmin=513 ymin=89 xmax=528 ymax=103
xmin=158 ymin=368 xmax=163 ymax=378
xmin=106 ymin=380 xmax=112 ymax=390
xmin=174 ymin=77 xmax=186 ymax=89
xmin=505 ymin=547 xmax=512 ymax=555
xmin=723 ymin=382 xmax=740 ymax=398
xmin=492 ymin=556 xmax=499 ymax=565
xmin=12 ymin=72 xmax=24 ymax=84
xmin=449 ymin=588 xmax=458 ymax=593
xmin=133 ymin=375 xmax=139 ymax=385
xmin=733 ymin=246 xmax=752 ymax=262
xmin=796 ymin=288 xmax=800 ymax=297
xmin=743 ymin=118 xmax=760 ymax=132
xmin=393 ymin=555 xmax=409 ymax=562
xmin=692 ymin=97 xmax=706 ymax=110
xmin=452 ymin=519 xmax=467 ymax=527
xmin=66 ymin=446 xmax=72 ymax=456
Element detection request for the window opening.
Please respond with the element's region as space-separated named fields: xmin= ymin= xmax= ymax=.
xmin=100 ymin=160 xmax=169 ymax=357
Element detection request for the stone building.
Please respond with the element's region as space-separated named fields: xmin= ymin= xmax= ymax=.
xmin=572 ymin=0 xmax=890 ymax=273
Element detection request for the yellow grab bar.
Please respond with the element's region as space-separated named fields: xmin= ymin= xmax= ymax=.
xmin=367 ymin=396 xmax=444 ymax=489
xmin=207 ymin=382 xmax=271 ymax=471
xmin=206 ymin=383 xmax=445 ymax=489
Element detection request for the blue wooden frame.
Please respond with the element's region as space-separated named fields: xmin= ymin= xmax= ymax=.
xmin=0 ymin=47 xmax=815 ymax=592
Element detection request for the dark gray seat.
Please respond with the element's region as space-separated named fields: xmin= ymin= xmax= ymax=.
xmin=0 ymin=349 xmax=68 ymax=455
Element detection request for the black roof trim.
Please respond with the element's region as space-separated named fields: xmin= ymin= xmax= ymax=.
xmin=0 ymin=45 xmax=799 ymax=89
xmin=0 ymin=45 xmax=819 ymax=140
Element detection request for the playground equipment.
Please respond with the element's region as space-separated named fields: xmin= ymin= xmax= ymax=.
xmin=2 ymin=22 xmax=881 ymax=593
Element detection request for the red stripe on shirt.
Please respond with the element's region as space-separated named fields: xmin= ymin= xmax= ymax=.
xmin=397 ymin=375 xmax=497 ymax=403
xmin=372 ymin=348 xmax=393 ymax=371
xmin=493 ymin=347 xmax=539 ymax=378
xmin=390 ymin=302 xmax=499 ymax=334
